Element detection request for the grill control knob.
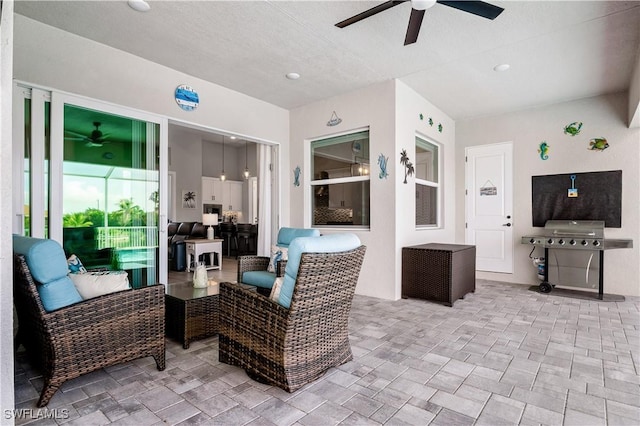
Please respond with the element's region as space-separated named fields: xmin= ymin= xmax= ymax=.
xmin=529 ymin=238 xmax=535 ymax=244
xmin=570 ymin=240 xmax=576 ymax=245
xmin=558 ymin=239 xmax=565 ymax=245
xmin=581 ymin=240 xmax=588 ymax=246
xmin=593 ymin=240 xmax=601 ymax=247
xmin=547 ymin=239 xmax=554 ymax=245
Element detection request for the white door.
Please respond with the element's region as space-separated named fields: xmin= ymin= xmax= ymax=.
xmin=465 ymin=143 xmax=513 ymax=273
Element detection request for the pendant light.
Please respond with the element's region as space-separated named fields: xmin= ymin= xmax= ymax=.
xmin=220 ymin=136 xmax=226 ymax=181
xmin=243 ymin=141 xmax=250 ymax=179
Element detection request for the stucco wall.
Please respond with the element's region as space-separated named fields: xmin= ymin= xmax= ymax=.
xmin=289 ymin=80 xmax=396 ymax=299
xmin=289 ymin=80 xmax=457 ymax=300
xmin=456 ymin=92 xmax=640 ymax=297
xmin=394 ymin=81 xmax=456 ymax=299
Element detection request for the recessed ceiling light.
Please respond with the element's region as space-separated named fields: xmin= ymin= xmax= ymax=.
xmin=493 ymin=63 xmax=510 ymax=72
xmin=286 ymin=72 xmax=301 ymax=80
xmin=229 ymin=136 xmax=237 ymax=139
xmin=128 ymin=0 xmax=150 ymax=12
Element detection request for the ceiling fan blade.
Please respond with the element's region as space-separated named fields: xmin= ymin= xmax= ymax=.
xmin=65 ymin=130 xmax=88 ymax=138
xmin=336 ymin=0 xmax=406 ymax=28
xmin=404 ymin=8 xmax=425 ymax=45
xmin=436 ymin=1 xmax=504 ymax=20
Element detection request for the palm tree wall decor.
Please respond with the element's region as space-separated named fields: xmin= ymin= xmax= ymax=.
xmin=182 ymin=191 xmax=196 ymax=209
xmin=399 ymin=149 xmax=414 ymax=184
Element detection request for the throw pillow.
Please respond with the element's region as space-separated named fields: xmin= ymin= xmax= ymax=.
xmin=270 ymin=277 xmax=284 ymax=302
xmin=69 ymin=270 xmax=130 ymax=300
xmin=267 ymin=245 xmax=288 ymax=273
xmin=67 ymin=254 xmax=87 ymax=274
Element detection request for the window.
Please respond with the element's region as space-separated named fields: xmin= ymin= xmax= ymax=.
xmin=415 ymin=136 xmax=440 ymax=227
xmin=310 ymin=130 xmax=370 ymax=227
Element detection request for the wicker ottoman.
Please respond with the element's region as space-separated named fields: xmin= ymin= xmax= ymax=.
xmin=402 ymin=243 xmax=476 ymax=306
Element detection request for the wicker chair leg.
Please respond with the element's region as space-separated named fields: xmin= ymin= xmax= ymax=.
xmin=152 ymin=351 xmax=166 ymax=371
xmin=37 ymin=380 xmax=61 ymax=408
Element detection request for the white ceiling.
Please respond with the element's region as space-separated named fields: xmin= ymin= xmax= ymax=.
xmin=14 ymin=0 xmax=640 ymax=121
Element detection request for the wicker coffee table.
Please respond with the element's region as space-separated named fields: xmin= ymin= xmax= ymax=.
xmin=165 ymin=282 xmax=220 ymax=349
xmin=165 ymin=282 xmax=257 ymax=349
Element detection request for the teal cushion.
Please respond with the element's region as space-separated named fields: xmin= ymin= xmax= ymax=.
xmin=13 ymin=235 xmax=83 ymax=311
xmin=276 ymin=227 xmax=320 ymax=248
xmin=38 ymin=276 xmax=83 ymax=312
xmin=278 ymin=233 xmax=361 ymax=309
xmin=242 ymin=270 xmax=277 ymax=289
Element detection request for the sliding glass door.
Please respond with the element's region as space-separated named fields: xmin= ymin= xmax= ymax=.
xmin=14 ymin=86 xmax=168 ymax=287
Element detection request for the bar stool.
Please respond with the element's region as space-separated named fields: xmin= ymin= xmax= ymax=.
xmin=236 ymin=224 xmax=253 ymax=256
xmin=219 ymin=222 xmax=237 ymax=257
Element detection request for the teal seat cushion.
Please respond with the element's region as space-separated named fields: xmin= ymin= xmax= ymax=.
xmin=13 ymin=235 xmax=83 ymax=312
xmin=276 ymin=227 xmax=320 ymax=248
xmin=242 ymin=270 xmax=277 ymax=289
xmin=278 ymin=233 xmax=361 ymax=309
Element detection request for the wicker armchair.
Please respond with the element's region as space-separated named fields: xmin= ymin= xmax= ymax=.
xmin=237 ymin=227 xmax=320 ymax=295
xmin=220 ymin=242 xmax=366 ymax=392
xmin=13 ymin=254 xmax=166 ymax=407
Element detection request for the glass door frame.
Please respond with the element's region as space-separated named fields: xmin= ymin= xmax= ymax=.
xmin=46 ymin=91 xmax=168 ymax=285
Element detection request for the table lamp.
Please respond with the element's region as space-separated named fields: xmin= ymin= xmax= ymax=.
xmin=202 ymin=213 xmax=218 ymax=239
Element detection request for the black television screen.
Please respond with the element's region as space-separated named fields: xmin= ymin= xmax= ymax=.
xmin=531 ymin=170 xmax=622 ymax=227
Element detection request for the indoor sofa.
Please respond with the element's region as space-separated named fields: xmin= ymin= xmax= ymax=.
xmin=167 ymin=221 xmax=208 ymax=271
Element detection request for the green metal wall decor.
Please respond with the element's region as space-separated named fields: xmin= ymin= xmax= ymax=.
xmin=563 ymin=122 xmax=582 ymax=136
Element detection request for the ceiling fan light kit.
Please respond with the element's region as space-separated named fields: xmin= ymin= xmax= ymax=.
xmin=411 ymin=0 xmax=437 ymax=11
xmin=336 ymin=0 xmax=504 ymax=46
xmin=128 ymin=0 xmax=150 ymax=13
xmin=65 ymin=121 xmax=111 ymax=147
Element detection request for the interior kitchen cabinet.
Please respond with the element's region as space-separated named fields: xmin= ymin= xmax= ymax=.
xmin=328 ymin=183 xmax=353 ymax=208
xmin=202 ymin=177 xmax=224 ymax=203
xmin=223 ymin=180 xmax=243 ymax=212
xmin=202 ymin=177 xmax=243 ymax=212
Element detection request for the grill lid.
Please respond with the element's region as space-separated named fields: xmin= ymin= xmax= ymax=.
xmin=543 ymin=220 xmax=605 ymax=238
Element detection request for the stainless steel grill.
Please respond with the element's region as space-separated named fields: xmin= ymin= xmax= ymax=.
xmin=522 ymin=220 xmax=631 ymax=251
xmin=521 ymin=220 xmax=633 ymax=297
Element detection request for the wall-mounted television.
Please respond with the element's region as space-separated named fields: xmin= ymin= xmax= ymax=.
xmin=531 ymin=170 xmax=622 ymax=227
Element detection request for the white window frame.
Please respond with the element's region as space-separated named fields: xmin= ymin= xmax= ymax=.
xmin=415 ymin=135 xmax=441 ymax=229
xmin=309 ymin=128 xmax=370 ymax=229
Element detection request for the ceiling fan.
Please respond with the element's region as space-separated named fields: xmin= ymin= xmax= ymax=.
xmin=335 ymin=0 xmax=504 ymax=45
xmin=65 ymin=121 xmax=111 ymax=147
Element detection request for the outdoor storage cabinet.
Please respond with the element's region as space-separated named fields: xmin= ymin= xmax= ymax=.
xmin=402 ymin=243 xmax=476 ymax=306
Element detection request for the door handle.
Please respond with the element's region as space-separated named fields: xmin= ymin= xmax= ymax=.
xmin=502 ymin=223 xmax=512 ymax=227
